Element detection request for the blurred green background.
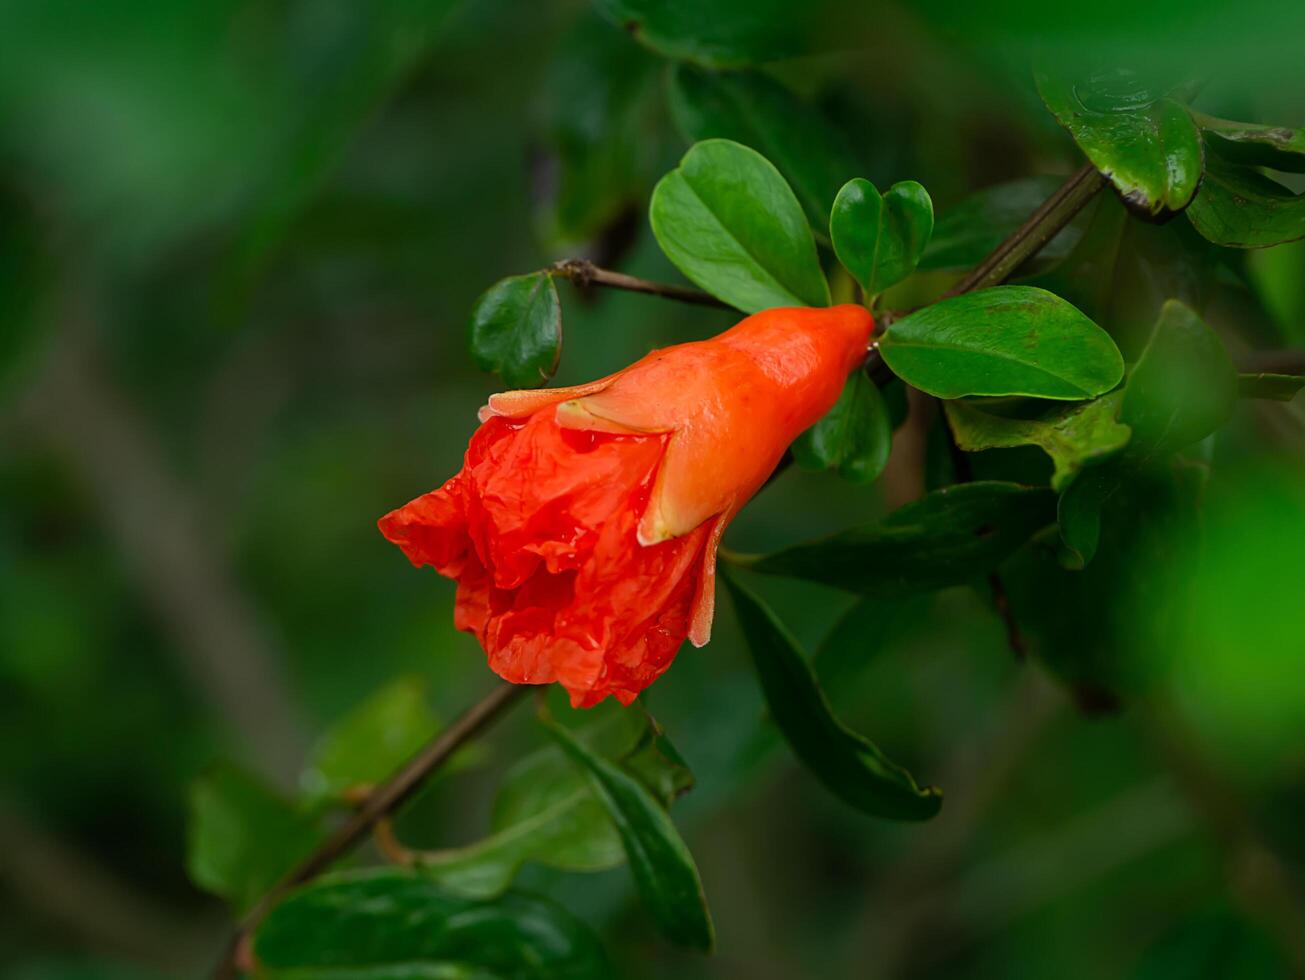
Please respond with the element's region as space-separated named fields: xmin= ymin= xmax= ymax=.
xmin=3 ymin=0 xmax=1305 ymax=977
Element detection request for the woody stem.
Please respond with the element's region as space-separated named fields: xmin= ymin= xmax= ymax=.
xmin=210 ymin=682 xmax=530 ymax=979
xmin=551 ymin=259 xmax=730 ymax=308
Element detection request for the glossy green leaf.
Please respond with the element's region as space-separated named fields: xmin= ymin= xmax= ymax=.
xmin=1239 ymin=372 xmax=1305 ymax=401
xmin=253 ymin=869 xmax=611 ymax=979
xmin=548 ymin=719 xmax=714 ymax=951
xmin=744 ymin=481 xmax=1056 ymax=594
xmin=1194 ymin=113 xmax=1305 ymax=174
xmin=879 ymin=286 xmax=1124 ymax=400
xmin=1121 ymin=299 xmax=1237 ymax=457
xmin=920 ymin=176 xmax=1083 ymax=272
xmin=944 ymin=393 xmax=1131 ymax=491
xmin=300 ymin=676 xmax=438 ymax=804
xmin=792 ymin=371 xmax=892 ymax=485
xmin=1187 ymin=155 xmax=1305 ymax=249
xmin=186 ymin=765 xmax=324 ymax=914
xmin=1035 ymin=67 xmax=1203 ymax=217
xmin=419 ymin=706 xmax=691 ymax=899
xmin=468 ymin=272 xmax=562 ymax=389
xmin=593 ymin=0 xmax=816 ymax=67
xmin=650 ymin=139 xmax=830 ymax=312
xmin=667 ymin=65 xmax=859 ymax=231
xmin=830 ymin=178 xmax=934 ymax=296
xmin=723 ymin=572 xmax=941 ymax=820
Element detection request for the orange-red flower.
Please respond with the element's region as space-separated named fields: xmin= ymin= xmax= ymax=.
xmin=380 ymin=304 xmax=873 ymax=706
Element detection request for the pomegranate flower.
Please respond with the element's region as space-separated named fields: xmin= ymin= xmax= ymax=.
xmin=380 ymin=305 xmax=873 ymax=706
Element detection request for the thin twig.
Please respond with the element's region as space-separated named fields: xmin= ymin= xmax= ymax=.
xmin=942 ymin=162 xmax=1107 ymax=298
xmin=212 ymin=682 xmax=530 ymax=979
xmin=551 ymin=258 xmax=730 ymax=308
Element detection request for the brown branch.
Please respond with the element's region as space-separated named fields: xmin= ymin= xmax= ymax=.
xmin=1238 ymin=349 xmax=1305 ymax=376
xmin=942 ymin=162 xmax=1107 ymax=298
xmin=212 ymin=681 xmax=530 ymax=979
xmin=551 ymin=258 xmax=730 ymax=308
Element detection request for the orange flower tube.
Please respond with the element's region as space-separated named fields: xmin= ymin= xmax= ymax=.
xmin=380 ymin=304 xmax=873 ymax=706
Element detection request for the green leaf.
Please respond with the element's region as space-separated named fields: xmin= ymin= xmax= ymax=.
xmin=1186 ymin=155 xmax=1305 ymax=249
xmin=830 ymin=178 xmax=934 ymax=296
xmin=1056 ymin=462 xmax=1119 ymax=570
xmin=1194 ymin=113 xmax=1305 ymax=174
xmin=186 ymin=765 xmax=324 ymax=914
xmin=744 ymin=481 xmax=1056 ymax=595
xmin=879 ymin=286 xmax=1124 ymax=400
xmin=1121 ymin=299 xmax=1237 ymax=458
xmin=920 ymin=176 xmax=1083 ymax=272
xmin=300 ymin=676 xmax=438 ymax=804
xmin=418 ymin=705 xmax=692 ymax=899
xmin=593 ymin=0 xmax=816 ymax=67
xmin=548 ymin=718 xmax=714 ymax=951
xmin=253 ymin=869 xmax=611 ymax=979
xmin=1056 ymin=300 xmax=1236 ymax=569
xmin=650 ymin=139 xmax=829 ymax=312
xmin=1239 ymin=372 xmax=1305 ymax=401
xmin=944 ymin=393 xmax=1131 ymax=492
xmin=722 ymin=572 xmax=940 ymax=820
xmin=792 ymin=371 xmax=892 ymax=485
xmin=468 ymin=272 xmax=562 ymax=389
xmin=1035 ymin=66 xmax=1203 ymax=217
xmin=667 ymin=65 xmax=860 ymax=232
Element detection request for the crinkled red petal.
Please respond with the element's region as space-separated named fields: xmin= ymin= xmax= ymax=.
xmin=378 ymin=411 xmax=708 ymax=706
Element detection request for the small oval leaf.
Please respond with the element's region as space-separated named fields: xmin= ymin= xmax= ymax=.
xmin=723 ymin=571 xmax=941 ymax=820
xmin=830 ymin=177 xmax=934 ymax=296
xmin=792 ymin=370 xmax=892 ymax=484
xmin=468 ymin=272 xmax=562 ymax=389
xmin=879 ymin=286 xmax=1124 ymax=400
xmin=744 ymin=481 xmax=1056 ymax=594
xmin=548 ymin=719 xmax=714 ymax=951
xmin=650 ymin=139 xmax=830 ymax=312
xmin=1035 ymin=66 xmax=1203 ymax=217
xmin=254 ymin=870 xmax=611 ymax=979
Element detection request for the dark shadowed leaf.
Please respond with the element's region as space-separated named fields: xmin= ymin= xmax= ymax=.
xmin=792 ymin=371 xmax=892 ymax=485
xmin=945 ymin=393 xmax=1131 ymax=491
xmin=1238 ymin=373 xmax=1305 ymax=401
xmin=300 ymin=676 xmax=440 ymax=805
xmin=1056 ymin=461 xmax=1120 ymax=570
xmin=830 ymin=178 xmax=934 ymax=296
xmin=920 ymin=176 xmax=1083 ymax=272
xmin=537 ymin=11 xmax=661 ymax=247
xmin=1186 ymin=155 xmax=1305 ymax=248
xmin=723 ymin=572 xmax=941 ymax=820
xmin=593 ymin=0 xmax=820 ymax=67
xmin=468 ymin=272 xmax=563 ymax=389
xmin=253 ymin=869 xmax=610 ymax=979
xmin=744 ymin=481 xmax=1056 ymax=594
xmin=548 ymin=719 xmax=714 ymax=951
xmin=879 ymin=286 xmax=1124 ymax=399
xmin=668 ymin=65 xmax=859 ymax=231
xmin=651 ymin=139 xmax=829 ymax=312
xmin=186 ymin=765 xmax=324 ymax=914
xmin=1195 ymin=113 xmax=1305 ymax=174
xmin=1121 ymin=299 xmax=1237 ymax=458
xmin=1035 ymin=67 xmax=1203 ymax=217
xmin=1057 ymin=300 xmax=1235 ymax=568
xmin=418 ymin=705 xmax=691 ymax=899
